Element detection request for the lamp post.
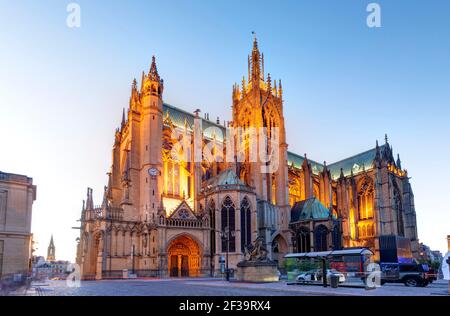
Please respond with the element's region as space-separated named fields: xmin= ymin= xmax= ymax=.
xmin=221 ymin=226 xmax=235 ymax=281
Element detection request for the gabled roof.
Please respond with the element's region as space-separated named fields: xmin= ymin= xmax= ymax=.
xmin=290 ymin=197 xmax=332 ymax=222
xmin=168 ymin=200 xmax=197 ymax=220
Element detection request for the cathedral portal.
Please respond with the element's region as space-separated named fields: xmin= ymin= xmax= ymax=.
xmin=167 ymin=235 xmax=201 ymax=277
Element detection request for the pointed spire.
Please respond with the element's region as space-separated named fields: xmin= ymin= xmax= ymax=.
xmin=322 ymin=161 xmax=328 ymax=173
xmin=339 ymin=168 xmax=345 ymax=179
xmin=140 ymin=71 xmax=146 ymax=92
xmin=250 ymin=33 xmax=261 ymax=82
xmin=278 ymin=79 xmax=283 ymax=99
xmin=396 ymin=154 xmax=402 ymax=169
xmin=374 ymin=139 xmax=381 ymax=162
xmin=102 ymin=185 xmax=109 ymax=209
xmin=86 ymin=187 xmax=94 ymax=210
xmin=247 ymin=55 xmax=251 ymax=80
xmin=106 ymin=172 xmax=113 ymax=199
xmin=121 ymin=108 xmax=126 ymax=128
xmin=385 ymin=133 xmax=389 ymax=144
xmin=262 ymin=53 xmax=265 ymax=79
xmin=149 ymin=55 xmax=160 ymax=80
xmin=267 ymin=73 xmax=272 ymax=92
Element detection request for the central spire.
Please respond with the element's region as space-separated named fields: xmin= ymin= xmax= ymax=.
xmin=250 ymin=33 xmax=262 ymax=82
xmin=149 ymin=55 xmax=160 ymax=81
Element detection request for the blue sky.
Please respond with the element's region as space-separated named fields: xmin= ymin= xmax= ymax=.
xmin=0 ymin=0 xmax=449 ymax=261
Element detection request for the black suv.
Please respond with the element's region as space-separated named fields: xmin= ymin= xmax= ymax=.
xmin=380 ymin=263 xmax=430 ymax=287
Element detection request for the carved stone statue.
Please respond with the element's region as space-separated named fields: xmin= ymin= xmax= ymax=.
xmin=245 ymin=236 xmax=268 ymax=262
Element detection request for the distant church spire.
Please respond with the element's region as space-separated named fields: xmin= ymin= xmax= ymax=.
xmin=47 ymin=234 xmax=55 ymax=262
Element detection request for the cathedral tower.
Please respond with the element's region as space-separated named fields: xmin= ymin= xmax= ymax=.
xmin=232 ymin=37 xmax=290 ymax=231
xmin=140 ymin=56 xmax=164 ymax=222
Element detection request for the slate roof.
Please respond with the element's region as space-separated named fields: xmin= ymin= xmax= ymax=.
xmin=163 ymin=103 xmax=386 ymax=180
xmin=327 ymin=146 xmax=386 ymax=179
xmin=163 ymin=103 xmax=226 ymax=141
xmin=205 ymin=168 xmax=246 ymax=187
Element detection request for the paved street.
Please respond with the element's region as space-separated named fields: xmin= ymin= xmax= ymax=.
xmin=25 ymin=278 xmax=450 ymax=296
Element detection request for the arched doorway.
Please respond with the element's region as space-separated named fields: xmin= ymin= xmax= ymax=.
xmin=272 ymin=234 xmax=288 ymax=270
xmin=167 ymin=235 xmax=201 ymax=277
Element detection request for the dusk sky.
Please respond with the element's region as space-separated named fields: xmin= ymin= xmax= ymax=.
xmin=1 ymin=0 xmax=449 ymax=261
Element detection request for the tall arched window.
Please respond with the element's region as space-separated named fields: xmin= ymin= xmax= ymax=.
xmin=394 ymin=188 xmax=404 ymax=237
xmin=332 ymin=224 xmax=342 ymax=250
xmin=221 ymin=196 xmax=236 ymax=252
xmin=314 ymin=225 xmax=328 ymax=251
xmin=358 ymin=179 xmax=374 ymax=220
xmin=296 ymin=227 xmax=311 ymax=253
xmin=289 ymin=177 xmax=302 ymax=207
xmin=208 ymin=199 xmax=216 ymax=256
xmin=240 ymin=197 xmax=251 ymax=252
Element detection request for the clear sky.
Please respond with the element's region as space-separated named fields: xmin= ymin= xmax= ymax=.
xmin=0 ymin=0 xmax=449 ymax=261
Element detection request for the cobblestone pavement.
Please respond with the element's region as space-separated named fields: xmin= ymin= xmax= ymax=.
xmin=28 ymin=278 xmax=449 ymax=296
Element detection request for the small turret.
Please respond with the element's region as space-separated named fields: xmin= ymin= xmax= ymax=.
xmin=141 ymin=56 xmax=164 ymax=99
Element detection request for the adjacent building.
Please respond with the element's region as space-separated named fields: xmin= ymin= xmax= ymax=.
xmin=0 ymin=171 xmax=37 ymax=279
xmin=76 ymin=39 xmax=420 ymax=279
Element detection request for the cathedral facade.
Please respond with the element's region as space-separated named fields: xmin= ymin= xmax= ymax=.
xmin=75 ymin=39 xmax=419 ymax=280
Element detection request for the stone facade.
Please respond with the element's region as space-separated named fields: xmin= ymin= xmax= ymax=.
xmin=76 ymin=38 xmax=419 ymax=279
xmin=0 ymin=171 xmax=36 ymax=279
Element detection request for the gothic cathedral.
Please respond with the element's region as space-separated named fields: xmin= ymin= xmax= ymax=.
xmin=75 ymin=39 xmax=419 ymax=280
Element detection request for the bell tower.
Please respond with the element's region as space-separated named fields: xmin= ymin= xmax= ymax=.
xmin=232 ymin=37 xmax=289 ymax=217
xmin=140 ymin=56 xmax=164 ymax=221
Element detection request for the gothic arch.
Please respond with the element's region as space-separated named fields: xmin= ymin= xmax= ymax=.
xmin=220 ymin=196 xmax=236 ymax=252
xmin=271 ymin=233 xmax=288 ymax=268
xmin=167 ymin=234 xmax=202 ymax=277
xmin=357 ymin=176 xmax=374 ymax=220
xmin=294 ymin=226 xmax=311 ymax=253
xmin=240 ymin=196 xmax=252 ymax=252
xmin=393 ymin=185 xmax=404 ymax=237
xmin=314 ymin=224 xmax=329 ymax=252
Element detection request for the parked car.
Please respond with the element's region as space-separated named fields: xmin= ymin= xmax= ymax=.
xmin=425 ymin=267 xmax=437 ymax=283
xmin=380 ymin=263 xmax=430 ymax=287
xmin=296 ymin=269 xmax=346 ymax=283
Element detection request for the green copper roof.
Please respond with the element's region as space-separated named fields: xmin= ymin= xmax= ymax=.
xmin=288 ymin=146 xmax=386 ymax=180
xmin=287 ymin=152 xmax=324 ymax=175
xmin=205 ymin=168 xmax=246 ymax=187
xmin=163 ymin=103 xmax=226 ymax=141
xmin=291 ymin=198 xmax=332 ymax=222
xmin=163 ymin=103 xmax=384 ymax=179
xmin=327 ymin=145 xmax=386 ymax=179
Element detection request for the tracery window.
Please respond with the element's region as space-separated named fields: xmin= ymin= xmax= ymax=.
xmin=221 ymin=196 xmax=236 ymax=252
xmin=314 ymin=225 xmax=328 ymax=252
xmin=240 ymin=197 xmax=252 ymax=252
xmin=208 ymin=199 xmax=216 ymax=255
xmin=394 ymin=187 xmax=404 ymax=237
xmin=358 ymin=179 xmax=374 ymax=220
xmin=288 ymin=177 xmax=302 ymax=207
xmin=295 ymin=227 xmax=311 ymax=253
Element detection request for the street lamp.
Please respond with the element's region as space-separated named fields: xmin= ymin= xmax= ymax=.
xmin=220 ymin=226 xmax=235 ymax=281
